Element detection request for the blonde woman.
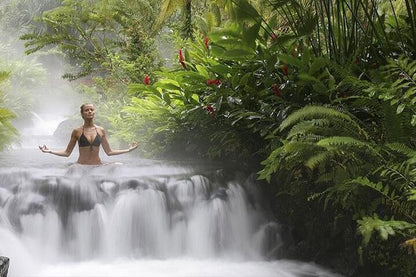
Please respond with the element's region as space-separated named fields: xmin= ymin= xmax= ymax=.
xmin=39 ymin=103 xmax=138 ymax=165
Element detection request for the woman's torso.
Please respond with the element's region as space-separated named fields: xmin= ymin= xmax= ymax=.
xmin=76 ymin=126 xmax=103 ymax=165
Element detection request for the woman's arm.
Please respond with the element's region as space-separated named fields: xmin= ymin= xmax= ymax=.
xmin=39 ymin=129 xmax=77 ymax=157
xmin=101 ymin=128 xmax=138 ymax=156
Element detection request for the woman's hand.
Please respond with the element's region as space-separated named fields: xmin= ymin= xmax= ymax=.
xmin=39 ymin=145 xmax=51 ymax=153
xmin=128 ymin=142 xmax=139 ymax=152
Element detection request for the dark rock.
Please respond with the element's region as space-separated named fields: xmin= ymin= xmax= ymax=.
xmin=0 ymin=256 xmax=9 ymax=277
xmin=211 ymin=187 xmax=228 ymax=201
xmin=53 ymin=118 xmax=80 ymax=143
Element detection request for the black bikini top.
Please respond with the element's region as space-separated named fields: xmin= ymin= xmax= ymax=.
xmin=78 ymin=126 xmax=102 ymax=149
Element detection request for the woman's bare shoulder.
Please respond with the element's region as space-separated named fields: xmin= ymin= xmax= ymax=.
xmin=95 ymin=125 xmax=106 ymax=136
xmin=95 ymin=125 xmax=106 ymax=131
xmin=72 ymin=126 xmax=83 ymax=134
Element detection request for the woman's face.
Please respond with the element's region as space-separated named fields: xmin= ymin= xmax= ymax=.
xmin=81 ymin=104 xmax=95 ymax=119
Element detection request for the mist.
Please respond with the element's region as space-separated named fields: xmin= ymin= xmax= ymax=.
xmin=0 ymin=1 xmax=87 ymax=148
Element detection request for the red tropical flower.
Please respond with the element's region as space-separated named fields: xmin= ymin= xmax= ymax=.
xmin=271 ymin=33 xmax=277 ymax=40
xmin=179 ymin=49 xmax=186 ymax=69
xmin=272 ymin=83 xmax=281 ymax=97
xmin=143 ymin=74 xmax=150 ymax=85
xmin=282 ymin=64 xmax=289 ymax=76
xmin=206 ymin=105 xmax=215 ymax=116
xmin=206 ymin=79 xmax=222 ymax=86
xmin=204 ymin=37 xmax=210 ymax=49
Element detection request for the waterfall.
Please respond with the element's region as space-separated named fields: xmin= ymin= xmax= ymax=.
xmin=0 ymin=162 xmax=341 ymax=277
xmin=0 ymin=164 xmax=272 ymax=259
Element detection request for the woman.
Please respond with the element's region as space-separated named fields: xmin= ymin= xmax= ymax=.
xmin=39 ymin=103 xmax=138 ymax=165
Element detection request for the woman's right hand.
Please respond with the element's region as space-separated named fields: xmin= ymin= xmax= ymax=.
xmin=39 ymin=145 xmax=51 ymax=153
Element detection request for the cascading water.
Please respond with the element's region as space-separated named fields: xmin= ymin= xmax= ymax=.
xmin=0 ymin=114 xmax=341 ymax=277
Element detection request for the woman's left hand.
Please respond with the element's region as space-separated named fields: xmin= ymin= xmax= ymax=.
xmin=129 ymin=142 xmax=139 ymax=152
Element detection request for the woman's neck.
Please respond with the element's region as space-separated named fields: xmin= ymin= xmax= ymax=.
xmin=83 ymin=119 xmax=94 ymax=128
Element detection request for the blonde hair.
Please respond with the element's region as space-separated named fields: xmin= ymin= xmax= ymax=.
xmin=80 ymin=103 xmax=94 ymax=118
xmin=80 ymin=103 xmax=94 ymax=112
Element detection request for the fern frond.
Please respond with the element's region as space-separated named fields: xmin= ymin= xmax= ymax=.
xmin=279 ymin=105 xmax=367 ymax=139
xmin=317 ymin=136 xmax=380 ymax=157
xmin=305 ymin=151 xmax=334 ymax=169
xmin=351 ymin=176 xmax=416 ymax=222
xmin=286 ymin=119 xmax=330 ymax=140
xmin=357 ymin=215 xmax=416 ymax=245
xmin=258 ymin=145 xmax=284 ymax=182
xmin=385 ymin=143 xmax=416 ymax=157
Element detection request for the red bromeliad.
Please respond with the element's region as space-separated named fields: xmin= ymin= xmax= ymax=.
xmin=206 ymin=105 xmax=215 ymax=116
xmin=179 ymin=49 xmax=186 ymax=69
xmin=206 ymin=79 xmax=222 ymax=86
xmin=282 ymin=64 xmax=289 ymax=76
xmin=143 ymin=74 xmax=150 ymax=85
xmin=204 ymin=37 xmax=210 ymax=49
xmin=272 ymin=83 xmax=281 ymax=97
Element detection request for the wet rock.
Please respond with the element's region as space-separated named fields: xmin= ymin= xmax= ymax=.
xmin=0 ymin=256 xmax=9 ymax=277
xmin=53 ymin=118 xmax=80 ymax=143
xmin=211 ymin=187 xmax=228 ymax=201
xmin=120 ymin=179 xmax=148 ymax=190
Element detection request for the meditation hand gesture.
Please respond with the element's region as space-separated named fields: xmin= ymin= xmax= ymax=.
xmin=39 ymin=145 xmax=51 ymax=153
xmin=128 ymin=142 xmax=139 ymax=152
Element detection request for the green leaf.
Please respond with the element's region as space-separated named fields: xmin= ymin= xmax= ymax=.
xmin=210 ymin=64 xmax=233 ymax=75
xmin=232 ymin=0 xmax=261 ymax=22
xmin=357 ymin=215 xmax=416 ymax=245
xmin=239 ymin=73 xmax=250 ymax=87
xmin=411 ymin=115 xmax=416 ymax=126
xmin=396 ymin=104 xmax=405 ymax=114
xmin=196 ymin=65 xmax=209 ymax=78
xmin=162 ymin=93 xmax=171 ymax=105
xmin=242 ymin=23 xmax=260 ymax=48
xmin=222 ymin=48 xmax=253 ymax=59
xmin=155 ymin=82 xmax=181 ymax=91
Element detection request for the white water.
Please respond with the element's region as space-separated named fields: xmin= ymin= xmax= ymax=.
xmin=0 ymin=114 xmax=341 ymax=277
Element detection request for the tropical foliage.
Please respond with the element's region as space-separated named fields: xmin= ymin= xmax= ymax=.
xmin=20 ymin=0 xmax=161 ymax=82
xmin=120 ymin=0 xmax=416 ymax=275
xmin=0 ymin=71 xmax=18 ymax=150
xmin=2 ymin=0 xmax=416 ymax=275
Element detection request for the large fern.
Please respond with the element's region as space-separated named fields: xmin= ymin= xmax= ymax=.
xmin=260 ymin=105 xmax=376 ymax=183
xmin=279 ymin=105 xmax=367 ymax=139
xmin=357 ymin=215 xmax=416 ymax=246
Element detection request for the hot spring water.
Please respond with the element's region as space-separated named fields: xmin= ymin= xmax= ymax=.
xmin=0 ymin=114 xmax=340 ymax=277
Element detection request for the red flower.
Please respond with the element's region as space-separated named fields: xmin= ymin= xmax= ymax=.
xmin=206 ymin=105 xmax=215 ymax=116
xmin=206 ymin=79 xmax=222 ymax=86
xmin=271 ymin=33 xmax=277 ymax=40
xmin=272 ymin=83 xmax=281 ymax=97
xmin=179 ymin=49 xmax=186 ymax=69
xmin=143 ymin=74 xmax=150 ymax=85
xmin=282 ymin=64 xmax=289 ymax=76
xmin=204 ymin=37 xmax=210 ymax=49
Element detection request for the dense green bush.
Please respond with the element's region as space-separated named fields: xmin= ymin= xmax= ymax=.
xmin=120 ymin=0 xmax=416 ymax=275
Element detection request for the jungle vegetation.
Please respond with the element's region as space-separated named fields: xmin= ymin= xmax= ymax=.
xmin=1 ymin=0 xmax=416 ymax=275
